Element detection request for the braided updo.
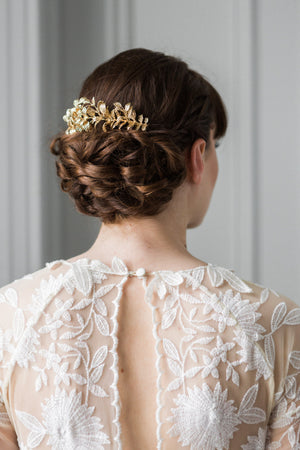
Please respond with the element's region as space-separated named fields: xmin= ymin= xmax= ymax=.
xmin=50 ymin=48 xmax=227 ymax=223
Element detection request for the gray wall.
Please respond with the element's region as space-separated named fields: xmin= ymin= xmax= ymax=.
xmin=1 ymin=0 xmax=299 ymax=302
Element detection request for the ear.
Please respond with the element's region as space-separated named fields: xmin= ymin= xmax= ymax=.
xmin=187 ymin=138 xmax=206 ymax=184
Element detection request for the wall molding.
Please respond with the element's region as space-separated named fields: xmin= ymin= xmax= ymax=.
xmin=103 ymin=0 xmax=133 ymax=58
xmin=0 ymin=0 xmax=10 ymax=283
xmin=0 ymin=0 xmax=43 ymax=285
xmin=231 ymin=0 xmax=255 ymax=281
xmin=40 ymin=0 xmax=65 ymax=265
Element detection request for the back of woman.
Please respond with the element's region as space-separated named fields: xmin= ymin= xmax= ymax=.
xmin=0 ymin=48 xmax=299 ymax=449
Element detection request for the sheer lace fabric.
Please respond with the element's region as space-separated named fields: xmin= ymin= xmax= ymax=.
xmin=0 ymin=257 xmax=299 ymax=449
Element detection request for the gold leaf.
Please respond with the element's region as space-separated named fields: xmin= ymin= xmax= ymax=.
xmin=99 ymin=103 xmax=107 ymax=114
xmin=63 ymin=98 xmax=149 ymax=134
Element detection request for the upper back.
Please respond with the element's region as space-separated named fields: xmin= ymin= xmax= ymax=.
xmin=0 ymin=256 xmax=300 ymax=449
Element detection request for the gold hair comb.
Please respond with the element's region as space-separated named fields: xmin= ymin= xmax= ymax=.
xmin=63 ymin=97 xmax=149 ymax=134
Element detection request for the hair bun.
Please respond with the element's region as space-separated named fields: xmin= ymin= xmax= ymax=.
xmin=50 ymin=128 xmax=187 ymax=222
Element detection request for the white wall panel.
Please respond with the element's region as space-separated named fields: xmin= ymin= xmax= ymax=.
xmin=255 ymin=0 xmax=300 ymax=299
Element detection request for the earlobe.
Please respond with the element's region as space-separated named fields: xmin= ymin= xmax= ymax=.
xmin=188 ymin=138 xmax=206 ymax=184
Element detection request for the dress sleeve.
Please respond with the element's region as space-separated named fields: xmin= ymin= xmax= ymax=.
xmin=0 ymin=399 xmax=18 ymax=449
xmin=0 ymin=283 xmax=21 ymax=449
xmin=266 ymin=294 xmax=300 ymax=448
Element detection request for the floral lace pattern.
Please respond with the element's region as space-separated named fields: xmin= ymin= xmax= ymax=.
xmin=16 ymin=387 xmax=110 ymax=449
xmin=167 ymin=382 xmax=265 ymax=449
xmin=0 ymin=257 xmax=299 ymax=449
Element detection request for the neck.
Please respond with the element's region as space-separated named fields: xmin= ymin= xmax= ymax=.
xmin=83 ymin=202 xmax=196 ymax=270
xmin=77 ymin=183 xmax=206 ymax=271
xmin=101 ymin=216 xmax=187 ymax=249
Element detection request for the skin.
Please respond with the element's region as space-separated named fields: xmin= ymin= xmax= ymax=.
xmin=68 ymin=127 xmax=219 ymax=271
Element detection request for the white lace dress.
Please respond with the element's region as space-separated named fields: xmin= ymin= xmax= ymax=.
xmin=0 ymin=257 xmax=299 ymax=449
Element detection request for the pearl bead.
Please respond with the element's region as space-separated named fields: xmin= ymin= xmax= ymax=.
xmin=136 ymin=268 xmax=146 ymax=277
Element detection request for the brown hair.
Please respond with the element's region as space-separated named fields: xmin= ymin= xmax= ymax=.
xmin=50 ymin=48 xmax=227 ymax=223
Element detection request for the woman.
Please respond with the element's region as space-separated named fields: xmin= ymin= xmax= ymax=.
xmin=0 ymin=48 xmax=299 ymax=449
